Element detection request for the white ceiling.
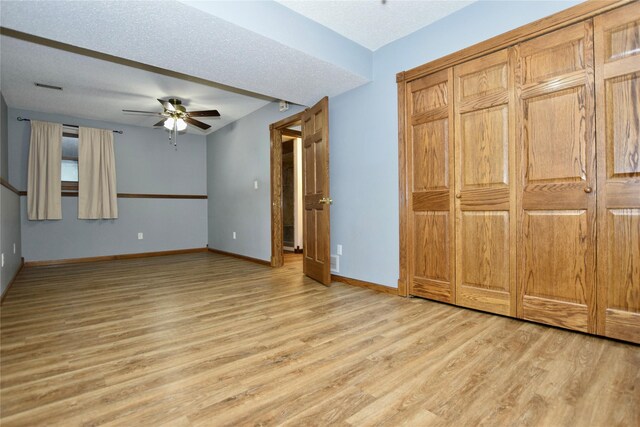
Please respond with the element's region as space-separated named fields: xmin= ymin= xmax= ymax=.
xmin=0 ymin=36 xmax=271 ymax=135
xmin=0 ymin=1 xmax=370 ymax=108
xmin=277 ymin=0 xmax=474 ymax=51
xmin=0 ymin=0 xmax=474 ymax=133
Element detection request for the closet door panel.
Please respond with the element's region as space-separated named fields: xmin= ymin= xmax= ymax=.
xmin=608 ymin=76 xmax=640 ymax=177
xmin=603 ymin=210 xmax=640 ymax=342
xmin=413 ymin=212 xmax=452 ymax=300
xmin=517 ymin=21 xmax=596 ymax=333
xmin=595 ymin=2 xmax=640 ymax=343
xmin=519 ymin=22 xmax=587 ymax=84
xmin=525 ymin=87 xmax=587 ymax=183
xmin=408 ymin=69 xmax=456 ymax=303
xmin=521 ymin=210 xmax=590 ymax=331
xmin=460 ymin=106 xmax=509 ymax=187
xmin=460 ymin=212 xmax=510 ymax=288
xmin=454 ymin=48 xmax=516 ymax=316
xmin=412 ymin=119 xmax=449 ymax=190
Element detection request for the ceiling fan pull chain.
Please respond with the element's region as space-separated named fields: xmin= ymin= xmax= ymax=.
xmin=174 ymin=121 xmax=178 ymax=150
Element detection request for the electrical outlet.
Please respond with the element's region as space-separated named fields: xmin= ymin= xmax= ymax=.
xmin=337 ymin=244 xmax=342 ymax=255
xmin=13 ymin=243 xmax=16 ymax=254
xmin=233 ymin=232 xmax=237 ymax=240
xmin=138 ymin=232 xmax=143 ymax=240
xmin=254 ymin=180 xmax=258 ymax=190
xmin=1 ymin=253 xmax=4 ymax=268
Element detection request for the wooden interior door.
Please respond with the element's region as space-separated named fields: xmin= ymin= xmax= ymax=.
xmin=594 ymin=2 xmax=640 ymax=343
xmin=302 ymin=97 xmax=331 ymax=285
xmin=407 ymin=69 xmax=456 ymax=303
xmin=454 ymin=48 xmax=517 ymax=316
xmin=516 ymin=21 xmax=597 ymax=333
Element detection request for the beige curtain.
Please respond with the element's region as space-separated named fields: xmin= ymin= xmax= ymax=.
xmin=78 ymin=127 xmax=118 ymax=219
xmin=27 ymin=120 xmax=62 ymax=220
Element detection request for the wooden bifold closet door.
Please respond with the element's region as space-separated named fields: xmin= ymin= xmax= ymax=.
xmin=407 ymin=69 xmax=456 ymax=303
xmin=594 ymin=3 xmax=640 ymax=343
xmin=400 ymin=1 xmax=639 ymax=344
xmin=453 ymin=48 xmax=517 ymax=316
xmin=516 ymin=21 xmax=597 ymax=333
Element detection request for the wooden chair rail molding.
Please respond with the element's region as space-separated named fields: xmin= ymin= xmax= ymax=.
xmin=116 ymin=193 xmax=207 ymax=199
xmin=396 ymin=0 xmax=633 ymax=82
xmin=16 ymin=191 xmax=207 ymax=199
xmin=0 ymin=177 xmax=21 ymax=195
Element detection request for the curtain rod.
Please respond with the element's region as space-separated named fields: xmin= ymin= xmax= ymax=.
xmin=17 ymin=117 xmax=123 ymax=134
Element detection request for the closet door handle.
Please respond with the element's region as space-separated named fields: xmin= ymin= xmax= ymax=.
xmin=455 ymin=193 xmax=461 ymax=199
xmin=584 ymin=187 xmax=593 ymax=193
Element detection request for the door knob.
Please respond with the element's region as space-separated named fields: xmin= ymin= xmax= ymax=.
xmin=584 ymin=187 xmax=593 ymax=193
xmin=319 ymin=197 xmax=333 ymax=205
xmin=455 ymin=193 xmax=461 ymax=199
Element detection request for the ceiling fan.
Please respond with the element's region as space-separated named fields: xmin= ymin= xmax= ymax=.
xmin=123 ymin=98 xmax=220 ymax=131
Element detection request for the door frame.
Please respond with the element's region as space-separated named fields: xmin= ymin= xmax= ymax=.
xmin=269 ymin=111 xmax=304 ymax=267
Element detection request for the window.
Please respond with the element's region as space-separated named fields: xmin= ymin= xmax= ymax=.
xmin=61 ymin=129 xmax=78 ymax=191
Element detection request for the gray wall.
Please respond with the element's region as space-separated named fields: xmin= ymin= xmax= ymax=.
xmin=9 ymin=108 xmax=208 ymax=262
xmin=20 ymin=197 xmax=206 ymax=261
xmin=205 ymin=1 xmax=582 ymax=287
xmin=206 ymin=102 xmax=304 ymax=261
xmin=1 ymin=186 xmax=22 ymax=294
xmin=1 ymin=93 xmax=8 ymax=180
xmin=1 ymin=92 xmax=23 ymax=295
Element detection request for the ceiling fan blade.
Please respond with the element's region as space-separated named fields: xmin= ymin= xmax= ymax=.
xmin=185 ymin=117 xmax=211 ymax=130
xmin=153 ymin=119 xmax=166 ymax=127
xmin=123 ymin=109 xmax=163 ymax=115
xmin=158 ymin=98 xmax=175 ymax=112
xmin=188 ymin=109 xmax=220 ymax=117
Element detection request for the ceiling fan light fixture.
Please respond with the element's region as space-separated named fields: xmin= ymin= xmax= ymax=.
xmin=123 ymin=98 xmax=216 ymax=150
xmin=164 ymin=117 xmax=175 ymax=130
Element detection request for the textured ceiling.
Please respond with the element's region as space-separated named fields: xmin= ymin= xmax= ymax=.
xmin=0 ymin=36 xmax=271 ymax=135
xmin=277 ymin=0 xmax=474 ymax=51
xmin=0 ymin=0 xmax=475 ymax=132
xmin=0 ymin=0 xmax=370 ymax=108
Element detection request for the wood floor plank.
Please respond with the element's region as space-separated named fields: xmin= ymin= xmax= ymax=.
xmin=1 ymin=252 xmax=638 ymax=426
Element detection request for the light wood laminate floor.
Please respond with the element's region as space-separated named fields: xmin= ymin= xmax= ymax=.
xmin=1 ymin=252 xmax=638 ymax=426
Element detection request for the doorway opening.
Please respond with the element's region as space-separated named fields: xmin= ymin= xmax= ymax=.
xmin=282 ymin=128 xmax=303 ymax=256
xmin=269 ymin=111 xmax=303 ymax=268
xmin=270 ymin=97 xmax=331 ymax=284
